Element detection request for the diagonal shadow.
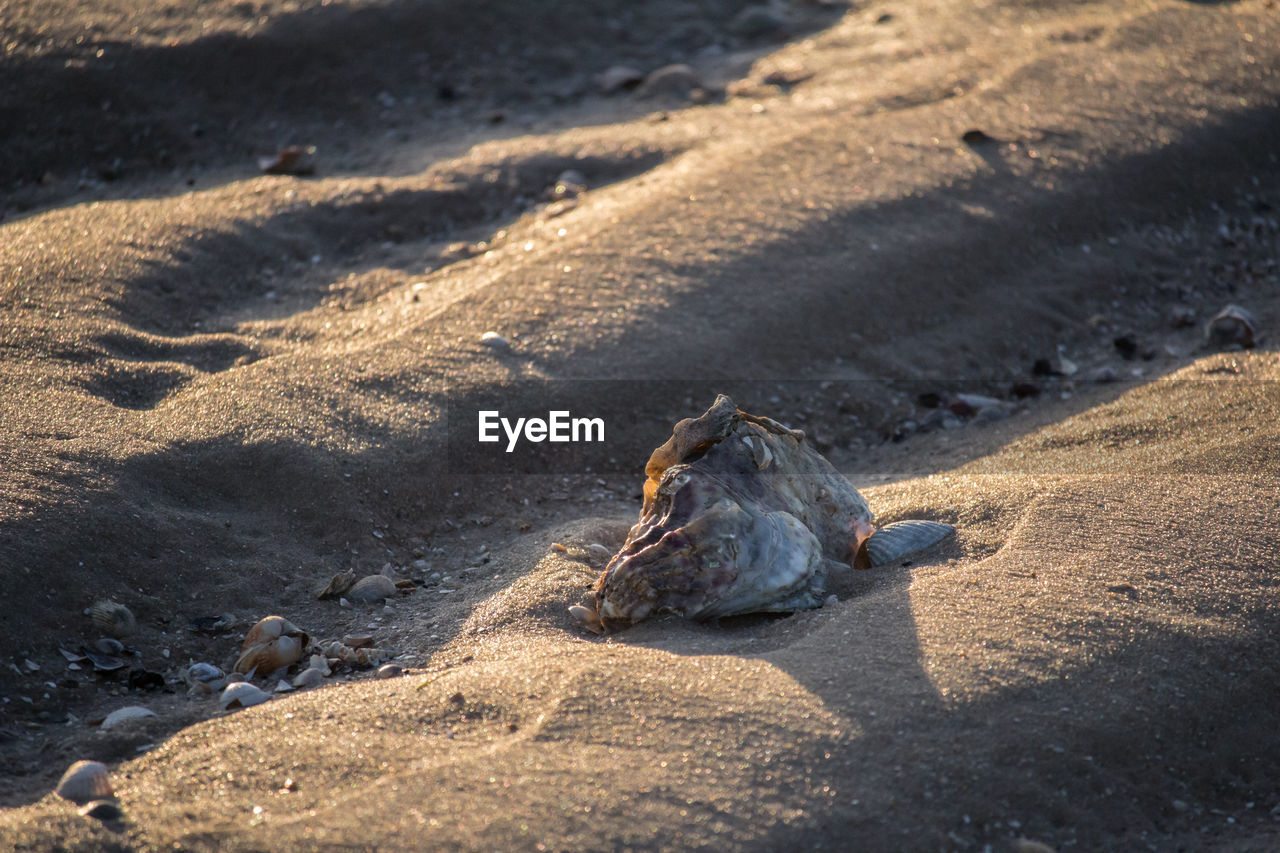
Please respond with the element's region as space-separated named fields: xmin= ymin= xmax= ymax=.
xmin=0 ymin=0 xmax=844 ymax=213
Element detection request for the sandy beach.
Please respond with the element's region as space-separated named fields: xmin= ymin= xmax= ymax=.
xmin=2 ymin=0 xmax=1279 ymax=849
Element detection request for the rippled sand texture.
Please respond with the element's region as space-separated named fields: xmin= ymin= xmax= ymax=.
xmin=2 ymin=0 xmax=1279 ymax=849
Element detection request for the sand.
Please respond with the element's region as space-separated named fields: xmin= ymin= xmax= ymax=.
xmin=2 ymin=0 xmax=1279 ymax=849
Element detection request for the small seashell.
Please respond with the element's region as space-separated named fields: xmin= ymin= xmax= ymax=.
xmin=185 ymin=662 xmax=225 ymax=687
xmin=60 ymin=647 xmax=88 ymax=663
xmin=292 ymin=668 xmax=324 ymax=689
xmin=587 ymin=543 xmax=613 ymax=563
xmin=347 ymin=575 xmax=398 ymax=603
xmin=376 ymin=663 xmax=403 ymax=679
xmin=90 ymin=601 xmax=135 ymax=639
xmin=220 ymin=682 xmax=270 ymax=710
xmin=316 ymin=569 xmax=356 ymax=601
xmin=94 ymin=637 xmax=124 ymax=655
xmin=479 ymin=331 xmax=510 ymax=351
xmin=234 ymin=616 xmax=308 ymax=675
xmin=84 ymin=650 xmax=125 ymax=672
xmin=308 ymin=654 xmax=331 ymax=676
xmin=344 ymin=635 xmax=374 ymax=649
xmin=1205 ymin=304 xmax=1257 ymax=348
xmin=273 ymin=680 xmax=294 ymax=693
xmin=78 ymin=799 xmax=124 ymax=821
xmin=100 ymin=706 xmax=157 ymax=730
xmin=55 ymin=760 xmax=113 ymax=805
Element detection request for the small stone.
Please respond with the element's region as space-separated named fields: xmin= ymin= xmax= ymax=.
xmin=344 ymin=635 xmax=375 ymax=649
xmin=1012 ymin=841 xmax=1056 ymax=853
xmin=480 ymin=331 xmax=510 ymax=351
xmin=377 ymin=663 xmax=404 ymax=679
xmin=1091 ymin=366 xmax=1118 ymax=383
xmin=1172 ymin=799 xmax=1189 ymax=812
xmin=587 ymin=543 xmax=613 ymax=563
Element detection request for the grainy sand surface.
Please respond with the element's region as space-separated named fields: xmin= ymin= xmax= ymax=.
xmin=2 ymin=0 xmax=1279 ymax=849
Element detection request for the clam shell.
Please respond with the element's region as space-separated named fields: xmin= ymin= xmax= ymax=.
xmin=94 ymin=637 xmax=124 ymax=655
xmin=1206 ymin=303 xmax=1258 ymax=348
xmin=292 ymin=668 xmax=325 ymax=689
xmin=347 ymin=574 xmax=397 ymax=603
xmin=100 ymin=706 xmax=157 ymax=730
xmin=234 ymin=616 xmax=308 ymax=675
xmin=89 ymin=601 xmax=135 ymax=639
xmin=185 ymin=662 xmax=225 ymax=686
xmin=55 ymin=760 xmax=113 ymax=804
xmin=219 ymin=682 xmax=270 ymax=710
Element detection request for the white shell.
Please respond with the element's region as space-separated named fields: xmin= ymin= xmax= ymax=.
xmin=55 ymin=760 xmax=113 ymax=804
xmin=292 ymin=668 xmax=324 ymax=689
xmin=89 ymin=600 xmax=136 ymax=639
xmin=219 ymin=682 xmax=270 ymax=710
xmin=376 ymin=663 xmax=403 ymax=679
xmin=347 ymin=575 xmax=397 ymax=603
xmin=100 ymin=706 xmax=157 ymax=730
xmin=480 ymin=331 xmax=510 ymax=350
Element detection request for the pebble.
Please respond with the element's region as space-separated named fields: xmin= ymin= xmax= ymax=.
xmin=376 ymin=664 xmax=404 ymax=679
xmin=480 ymin=331 xmax=510 ymax=351
xmin=587 ymin=543 xmax=613 ymax=562
xmin=1091 ymin=366 xmax=1118 ymax=383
